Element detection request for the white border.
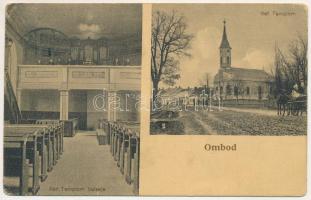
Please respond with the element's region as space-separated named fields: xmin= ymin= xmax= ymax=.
xmin=0 ymin=0 xmax=309 ymax=199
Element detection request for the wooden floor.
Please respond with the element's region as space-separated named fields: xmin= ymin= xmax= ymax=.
xmin=37 ymin=131 xmax=134 ymax=196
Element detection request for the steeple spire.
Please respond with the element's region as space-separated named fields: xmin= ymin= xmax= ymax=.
xmin=219 ymin=19 xmax=232 ymax=69
xmin=220 ymin=19 xmax=231 ymax=49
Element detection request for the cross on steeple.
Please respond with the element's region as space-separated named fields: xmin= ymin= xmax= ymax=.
xmin=220 ymin=19 xmax=230 ymax=49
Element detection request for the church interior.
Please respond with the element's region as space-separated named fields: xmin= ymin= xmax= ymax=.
xmin=4 ymin=4 xmax=141 ymax=195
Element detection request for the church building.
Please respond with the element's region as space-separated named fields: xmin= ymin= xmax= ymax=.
xmin=213 ymin=21 xmax=273 ymax=104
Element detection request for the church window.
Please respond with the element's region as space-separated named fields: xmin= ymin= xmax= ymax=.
xmin=258 ymin=86 xmax=262 ymax=100
xmin=99 ymin=47 xmax=107 ymax=61
xmin=226 ymin=85 xmax=232 ymax=95
xmin=234 ymin=86 xmax=238 ymax=96
xmin=227 ymin=56 xmax=230 ymax=64
xmin=220 ymin=86 xmax=223 ymax=94
xmin=48 ymin=48 xmax=52 ymax=57
xmin=246 ymin=87 xmax=250 ymax=95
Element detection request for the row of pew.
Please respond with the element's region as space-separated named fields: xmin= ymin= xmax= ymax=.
xmin=97 ymin=120 xmax=140 ymax=195
xmin=34 ymin=118 xmax=79 ymax=137
xmin=4 ymin=120 xmax=65 ymax=195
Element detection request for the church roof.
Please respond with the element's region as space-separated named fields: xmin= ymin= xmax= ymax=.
xmin=159 ymin=88 xmax=188 ymax=98
xmin=220 ymin=21 xmax=231 ymax=49
xmin=214 ymin=67 xmax=273 ymax=83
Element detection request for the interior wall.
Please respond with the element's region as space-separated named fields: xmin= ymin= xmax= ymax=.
xmin=20 ymin=89 xmax=89 ymax=123
xmin=21 ymin=90 xmax=59 ymax=111
xmin=87 ymin=90 xmax=107 ymax=130
xmin=19 ymin=89 xmax=140 ymax=129
xmin=20 ymin=90 xmax=60 ymax=119
xmin=5 ymin=24 xmax=25 ymax=95
xmin=116 ymin=90 xmax=140 ymax=122
xmin=69 ymin=90 xmax=87 ymax=130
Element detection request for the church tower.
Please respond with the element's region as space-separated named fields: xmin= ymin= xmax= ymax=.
xmin=219 ymin=20 xmax=231 ymax=69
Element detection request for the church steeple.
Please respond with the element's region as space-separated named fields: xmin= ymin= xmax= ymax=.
xmin=219 ymin=20 xmax=232 ymax=69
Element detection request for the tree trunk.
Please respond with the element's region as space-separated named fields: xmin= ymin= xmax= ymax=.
xmin=152 ymin=81 xmax=159 ymax=110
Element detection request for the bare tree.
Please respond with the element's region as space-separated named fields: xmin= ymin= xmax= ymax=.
xmin=199 ymin=73 xmax=210 ymax=88
xmin=151 ymin=10 xmax=193 ymax=103
xmin=273 ymin=35 xmax=307 ymax=95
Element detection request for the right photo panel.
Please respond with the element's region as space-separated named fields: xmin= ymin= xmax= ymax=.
xmin=150 ymin=4 xmax=307 ymax=136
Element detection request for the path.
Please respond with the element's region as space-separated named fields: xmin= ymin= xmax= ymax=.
xmin=37 ymin=131 xmax=133 ymax=196
xmin=211 ymin=106 xmax=277 ymax=116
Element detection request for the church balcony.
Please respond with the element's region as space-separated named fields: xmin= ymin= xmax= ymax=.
xmin=17 ymin=64 xmax=141 ymax=91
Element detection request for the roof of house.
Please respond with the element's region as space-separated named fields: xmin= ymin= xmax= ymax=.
xmin=214 ymin=67 xmax=273 ymax=83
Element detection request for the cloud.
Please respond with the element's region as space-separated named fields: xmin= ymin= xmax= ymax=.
xmin=174 ymin=27 xmax=222 ymax=88
xmin=238 ymin=48 xmax=273 ymax=70
xmin=78 ymin=23 xmax=102 ymax=39
xmin=79 ymin=23 xmax=100 ymax=32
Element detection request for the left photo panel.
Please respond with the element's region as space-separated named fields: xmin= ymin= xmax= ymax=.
xmin=4 ymin=4 xmax=141 ymax=196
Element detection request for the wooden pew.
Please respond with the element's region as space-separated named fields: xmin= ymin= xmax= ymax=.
xmin=116 ymin=127 xmax=124 ymax=165
xmin=35 ymin=120 xmax=64 ymax=157
xmin=4 ymin=122 xmax=64 ymax=195
xmin=114 ymin=127 xmax=123 ymax=162
xmin=4 ymin=134 xmax=29 ymax=195
xmin=125 ymin=133 xmax=136 ymax=184
xmin=119 ymin=132 xmax=130 ymax=174
xmin=97 ymin=120 xmax=140 ymax=195
xmin=96 ymin=120 xmax=111 ymax=145
xmin=4 ymin=127 xmax=41 ymax=195
xmin=132 ymin=136 xmax=140 ymax=194
xmin=5 ymin=125 xmax=52 ymax=180
xmin=5 ymin=122 xmax=64 ymax=177
xmin=62 ymin=118 xmax=78 ymax=137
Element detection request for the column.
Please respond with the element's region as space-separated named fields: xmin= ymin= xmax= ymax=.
xmin=59 ymin=90 xmax=69 ymax=120
xmin=107 ymin=90 xmax=117 ymax=122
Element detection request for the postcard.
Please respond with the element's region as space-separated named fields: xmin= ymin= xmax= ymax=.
xmin=2 ymin=1 xmax=308 ymax=197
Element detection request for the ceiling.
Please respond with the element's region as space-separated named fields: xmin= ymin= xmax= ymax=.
xmin=7 ymin=4 xmax=142 ymax=39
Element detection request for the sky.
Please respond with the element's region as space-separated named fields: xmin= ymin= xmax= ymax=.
xmin=153 ymin=4 xmax=308 ymax=88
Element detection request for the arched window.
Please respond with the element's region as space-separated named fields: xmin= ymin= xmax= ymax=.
xmin=258 ymin=86 xmax=262 ymax=100
xmin=48 ymin=48 xmax=52 ymax=57
xmin=226 ymin=85 xmax=232 ymax=95
xmin=220 ymin=86 xmax=223 ymax=94
xmin=234 ymin=86 xmax=238 ymax=96
xmin=246 ymin=87 xmax=250 ymax=95
xmin=227 ymin=56 xmax=230 ymax=64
